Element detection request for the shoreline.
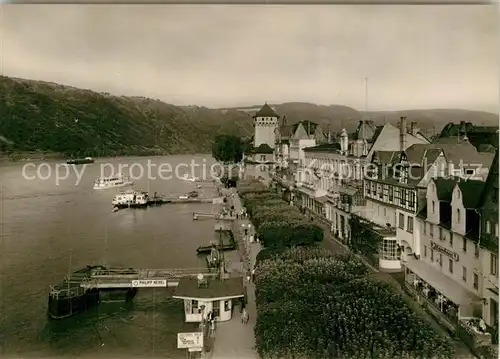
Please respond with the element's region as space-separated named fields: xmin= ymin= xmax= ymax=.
xmin=0 ymin=151 xmax=210 ymax=163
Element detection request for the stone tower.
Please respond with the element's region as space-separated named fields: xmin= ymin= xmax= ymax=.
xmin=253 ymin=103 xmax=280 ymax=148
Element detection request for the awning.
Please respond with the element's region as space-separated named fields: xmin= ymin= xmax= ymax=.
xmin=172 ymin=277 xmax=244 ymax=301
xmin=297 ymin=186 xmax=315 ymax=197
xmin=405 ymin=259 xmax=481 ymax=305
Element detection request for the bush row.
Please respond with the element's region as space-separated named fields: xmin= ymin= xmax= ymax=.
xmin=254 ymin=247 xmax=455 ymax=359
xmin=237 ymin=180 xmax=323 ymax=249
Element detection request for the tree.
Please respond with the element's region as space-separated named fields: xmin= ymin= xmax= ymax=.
xmin=212 ymin=134 xmax=244 ymax=164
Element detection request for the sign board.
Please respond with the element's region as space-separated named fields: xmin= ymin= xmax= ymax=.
xmin=430 ymin=241 xmax=459 ymax=261
xmin=131 ymin=279 xmax=167 ymax=287
xmin=177 ymin=332 xmax=203 ymax=349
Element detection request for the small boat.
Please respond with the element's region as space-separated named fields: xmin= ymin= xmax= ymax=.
xmin=93 ymin=173 xmax=134 ymax=190
xmin=67 ymin=157 xmax=94 ymax=165
xmin=181 ymin=174 xmax=200 ymax=182
xmin=179 ymin=191 xmax=199 ymax=200
xmin=112 ymin=190 xmax=149 ymax=209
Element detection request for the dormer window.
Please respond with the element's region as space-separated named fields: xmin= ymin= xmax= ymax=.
xmin=432 ymin=200 xmax=435 ymax=214
xmin=456 ymin=208 xmax=461 ymax=223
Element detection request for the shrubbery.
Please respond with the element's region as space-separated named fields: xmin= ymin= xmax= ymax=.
xmin=254 ymin=247 xmax=455 ymax=359
xmin=238 ymin=180 xmax=324 ymax=249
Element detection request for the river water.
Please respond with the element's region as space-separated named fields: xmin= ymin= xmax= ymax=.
xmin=0 ymin=154 xmax=226 ymax=358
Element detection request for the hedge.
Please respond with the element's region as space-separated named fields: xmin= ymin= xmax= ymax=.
xmin=254 ymin=247 xmax=455 ymax=359
xmin=237 ymin=179 xmax=324 ymax=249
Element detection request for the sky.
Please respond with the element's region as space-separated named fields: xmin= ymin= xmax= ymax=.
xmin=0 ymin=5 xmax=498 ymax=112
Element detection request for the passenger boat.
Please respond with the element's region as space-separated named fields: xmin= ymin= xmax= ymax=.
xmin=93 ymin=173 xmax=134 ymax=190
xmin=179 ymin=190 xmax=199 ymax=199
xmin=112 ymin=190 xmax=149 ymax=209
xmin=181 ymin=174 xmax=200 ymax=182
xmin=66 ymin=157 xmax=94 ymax=165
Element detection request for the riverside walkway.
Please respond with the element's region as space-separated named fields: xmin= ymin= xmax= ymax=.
xmin=209 ymin=187 xmax=260 ymax=359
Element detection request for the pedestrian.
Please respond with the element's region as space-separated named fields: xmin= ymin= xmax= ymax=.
xmin=251 ymin=268 xmax=255 ymax=282
xmin=210 ymin=318 xmax=216 ymax=335
xmin=246 ymin=271 xmax=251 ymax=282
xmin=241 ymin=308 xmax=247 ymax=323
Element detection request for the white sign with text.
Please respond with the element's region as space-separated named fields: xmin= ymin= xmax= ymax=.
xmin=177 ymin=332 xmax=203 ymax=349
xmin=131 ymin=279 xmax=167 ymax=287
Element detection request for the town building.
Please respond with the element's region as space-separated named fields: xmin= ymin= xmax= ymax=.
xmin=437 ymin=121 xmax=499 ymax=151
xmin=478 ymin=150 xmax=499 ymax=328
xmin=364 ymin=139 xmax=494 ymax=271
xmin=173 ymin=276 xmax=244 ymax=323
xmin=403 ymin=176 xmax=490 ymax=332
xmin=252 ymin=103 xmax=279 ymax=149
xmin=294 ymin=117 xmax=430 ymax=246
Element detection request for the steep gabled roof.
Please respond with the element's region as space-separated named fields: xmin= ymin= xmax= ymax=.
xmin=292 ymin=120 xmax=318 ymax=137
xmin=433 ymin=177 xmax=458 ymax=201
xmin=457 ymin=180 xmax=486 ymax=209
xmin=253 ymin=103 xmax=279 ymax=118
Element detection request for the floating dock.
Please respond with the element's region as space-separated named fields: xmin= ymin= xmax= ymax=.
xmin=196 ymin=229 xmax=236 ymax=254
xmin=48 ymin=266 xmax=217 ymax=319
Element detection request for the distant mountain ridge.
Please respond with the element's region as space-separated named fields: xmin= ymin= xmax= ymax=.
xmin=0 ymin=76 xmax=497 ymax=158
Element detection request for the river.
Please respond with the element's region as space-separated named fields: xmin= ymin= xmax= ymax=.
xmin=0 ymin=154 xmax=226 ymax=358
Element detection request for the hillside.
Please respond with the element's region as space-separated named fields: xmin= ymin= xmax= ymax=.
xmin=0 ymin=76 xmax=254 ymax=158
xmin=0 ymin=76 xmax=497 ymax=159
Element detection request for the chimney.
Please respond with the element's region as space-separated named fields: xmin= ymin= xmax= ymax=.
xmin=410 ymin=122 xmax=419 ymax=136
xmin=400 ymin=117 xmax=408 ymax=151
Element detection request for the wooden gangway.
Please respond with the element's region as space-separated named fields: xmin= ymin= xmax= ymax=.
xmin=77 ymin=267 xmax=218 ymax=289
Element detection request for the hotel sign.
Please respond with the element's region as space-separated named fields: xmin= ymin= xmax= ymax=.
xmin=177 ymin=332 xmax=203 ymax=349
xmin=430 ymin=241 xmax=459 ymax=261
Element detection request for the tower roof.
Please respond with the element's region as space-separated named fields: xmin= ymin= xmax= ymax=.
xmin=253 ymin=103 xmax=280 ymax=118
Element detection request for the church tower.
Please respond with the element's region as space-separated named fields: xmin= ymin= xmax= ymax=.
xmin=253 ymin=103 xmax=280 ymax=149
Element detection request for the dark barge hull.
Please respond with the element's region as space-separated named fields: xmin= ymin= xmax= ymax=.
xmin=48 ymin=288 xmax=138 ymax=320
xmin=66 ymin=158 xmax=94 ymax=165
xmin=113 ymin=203 xmax=148 ymax=209
xmin=197 ymin=244 xmax=236 ymax=254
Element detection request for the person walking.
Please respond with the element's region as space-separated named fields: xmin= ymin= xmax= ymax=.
xmin=241 ymin=308 xmax=247 ymax=324
xmin=251 ymin=268 xmax=256 ymax=282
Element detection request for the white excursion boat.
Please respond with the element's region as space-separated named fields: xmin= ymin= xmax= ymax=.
xmin=111 ymin=190 xmax=149 ymax=209
xmin=181 ymin=174 xmax=200 ymax=182
xmin=93 ymin=174 xmax=134 ymax=190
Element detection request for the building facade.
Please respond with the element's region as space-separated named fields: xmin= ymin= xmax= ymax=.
xmin=253 ymin=103 xmax=279 ymax=149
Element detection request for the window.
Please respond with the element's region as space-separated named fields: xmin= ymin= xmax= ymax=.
xmin=384 ymin=208 xmax=387 ymax=217
xmin=423 ymin=221 xmax=426 ymax=235
xmin=260 ymin=155 xmax=266 ymax=161
xmin=430 ymin=224 xmax=434 ymax=238
xmin=462 ymin=266 xmax=467 ymax=282
xmin=432 ymin=201 xmax=436 ymax=213
xmin=449 ymin=233 xmax=453 ymax=246
xmin=399 ymin=213 xmax=405 ymax=229
xmin=224 ymin=300 xmax=230 ymax=312
xmin=465 ymin=169 xmax=474 ymax=175
xmin=191 ymin=300 xmax=199 ymax=314
xmin=439 ymin=254 xmax=443 ymax=267
xmin=439 ymin=227 xmax=444 ymax=241
xmin=474 ymin=243 xmax=479 ymax=258
xmin=367 ymin=182 xmax=371 ymax=194
xmin=457 ymin=189 xmax=461 ymax=198
xmin=449 ymin=258 xmax=453 ymax=273
xmin=378 ymin=185 xmax=383 ymax=199
xmin=473 ymin=273 xmax=479 ymax=290
xmin=424 ymin=245 xmax=427 ymax=257
xmin=457 ymin=209 xmax=461 ymax=223
xmin=400 ymin=189 xmax=406 ymax=206
xmin=409 ymin=192 xmax=415 ymax=209
xmin=388 ymin=187 xmax=394 ymax=202
xmin=407 ymin=217 xmax=414 ymax=233
xmin=462 ymin=237 xmax=467 ymax=252
xmin=486 ymin=221 xmax=491 ymax=234
xmin=383 ymin=185 xmax=389 ymax=200
xmin=430 ymin=248 xmax=434 ymax=261
xmin=372 ymin=182 xmax=376 ymax=196
xmin=491 ymin=253 xmax=498 ymax=276
xmin=380 ymin=238 xmax=400 ymax=261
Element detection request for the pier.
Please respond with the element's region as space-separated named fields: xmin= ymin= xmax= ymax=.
xmin=78 ymin=267 xmax=218 ymax=289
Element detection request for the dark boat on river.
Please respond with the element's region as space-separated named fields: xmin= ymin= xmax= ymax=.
xmin=66 ymin=157 xmax=94 ymax=165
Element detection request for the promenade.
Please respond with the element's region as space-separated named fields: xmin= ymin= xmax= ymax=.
xmin=209 ymin=187 xmax=260 ymax=359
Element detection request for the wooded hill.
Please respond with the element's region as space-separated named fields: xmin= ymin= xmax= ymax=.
xmin=0 ymin=75 xmax=497 ymax=158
